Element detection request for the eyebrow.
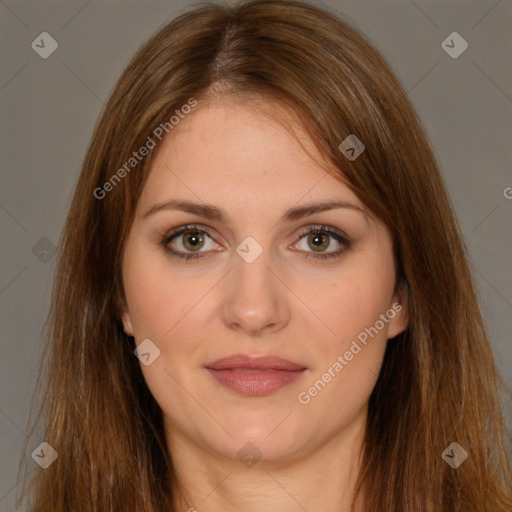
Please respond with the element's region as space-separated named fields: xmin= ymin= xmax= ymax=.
xmin=142 ymin=199 xmax=370 ymax=225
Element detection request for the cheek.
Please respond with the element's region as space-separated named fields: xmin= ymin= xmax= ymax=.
xmin=294 ymin=257 xmax=395 ymax=348
xmin=123 ymin=266 xmax=174 ymax=339
xmin=123 ymin=240 xmax=188 ymax=333
xmin=122 ymin=250 xmax=207 ymax=420
xmin=291 ymin=255 xmax=395 ymax=406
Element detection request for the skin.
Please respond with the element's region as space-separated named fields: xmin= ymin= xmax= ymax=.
xmin=121 ymin=96 xmax=408 ymax=512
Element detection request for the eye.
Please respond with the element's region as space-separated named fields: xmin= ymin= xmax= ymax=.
xmin=161 ymin=223 xmax=351 ymax=261
xmin=291 ymin=225 xmax=351 ymax=260
xmin=161 ymin=224 xmax=220 ymax=260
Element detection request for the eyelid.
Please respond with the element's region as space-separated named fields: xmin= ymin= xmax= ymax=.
xmin=289 ymin=224 xmax=351 ymax=261
xmin=162 ymin=223 xmax=351 ymax=244
xmin=161 ymin=223 xmax=221 ymax=251
xmin=162 ymin=223 xmax=219 ymax=243
xmin=161 ymin=222 xmax=352 ymax=260
xmin=294 ymin=224 xmax=352 ymax=244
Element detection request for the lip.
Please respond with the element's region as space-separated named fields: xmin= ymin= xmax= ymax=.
xmin=205 ymin=354 xmax=307 ymax=396
xmin=206 ymin=354 xmax=306 ymax=371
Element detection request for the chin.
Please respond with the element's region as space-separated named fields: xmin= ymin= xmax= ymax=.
xmin=207 ymin=416 xmax=310 ymax=464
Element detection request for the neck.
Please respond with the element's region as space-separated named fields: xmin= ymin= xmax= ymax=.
xmin=166 ymin=408 xmax=367 ymax=512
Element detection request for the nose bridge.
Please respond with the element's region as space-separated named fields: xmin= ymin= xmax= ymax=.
xmin=234 ymin=247 xmax=273 ymax=293
xmin=221 ymin=241 xmax=290 ymax=335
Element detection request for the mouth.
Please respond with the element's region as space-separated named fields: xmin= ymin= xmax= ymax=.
xmin=205 ymin=354 xmax=307 ymax=396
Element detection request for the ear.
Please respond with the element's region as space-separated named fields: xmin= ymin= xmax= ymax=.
xmin=386 ymin=286 xmax=409 ymax=340
xmin=119 ymin=300 xmax=134 ymax=337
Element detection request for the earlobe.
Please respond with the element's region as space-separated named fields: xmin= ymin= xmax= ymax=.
xmin=117 ymin=292 xmax=134 ymax=337
xmin=387 ymin=289 xmax=409 ymax=340
xmin=121 ymin=309 xmax=134 ymax=337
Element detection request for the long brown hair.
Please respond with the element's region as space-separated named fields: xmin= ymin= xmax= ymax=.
xmin=17 ymin=0 xmax=512 ymax=510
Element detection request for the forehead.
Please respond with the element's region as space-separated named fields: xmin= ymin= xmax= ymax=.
xmin=138 ymin=97 xmax=365 ymax=218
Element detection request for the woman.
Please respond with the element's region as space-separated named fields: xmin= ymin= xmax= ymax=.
xmin=18 ymin=0 xmax=512 ymax=510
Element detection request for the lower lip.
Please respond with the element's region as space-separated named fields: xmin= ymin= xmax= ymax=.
xmin=206 ymin=368 xmax=306 ymax=396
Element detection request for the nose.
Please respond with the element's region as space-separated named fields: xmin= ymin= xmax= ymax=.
xmin=221 ymin=247 xmax=291 ymax=337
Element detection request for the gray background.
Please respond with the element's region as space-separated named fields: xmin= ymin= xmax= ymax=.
xmin=0 ymin=0 xmax=511 ymax=509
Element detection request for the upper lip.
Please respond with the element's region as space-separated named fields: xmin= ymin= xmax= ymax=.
xmin=205 ymin=354 xmax=306 ymax=371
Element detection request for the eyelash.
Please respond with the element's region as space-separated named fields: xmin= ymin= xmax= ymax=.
xmin=160 ymin=224 xmax=351 ymax=261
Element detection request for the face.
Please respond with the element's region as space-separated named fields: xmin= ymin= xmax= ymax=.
xmin=121 ymin=96 xmax=408 ymax=464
